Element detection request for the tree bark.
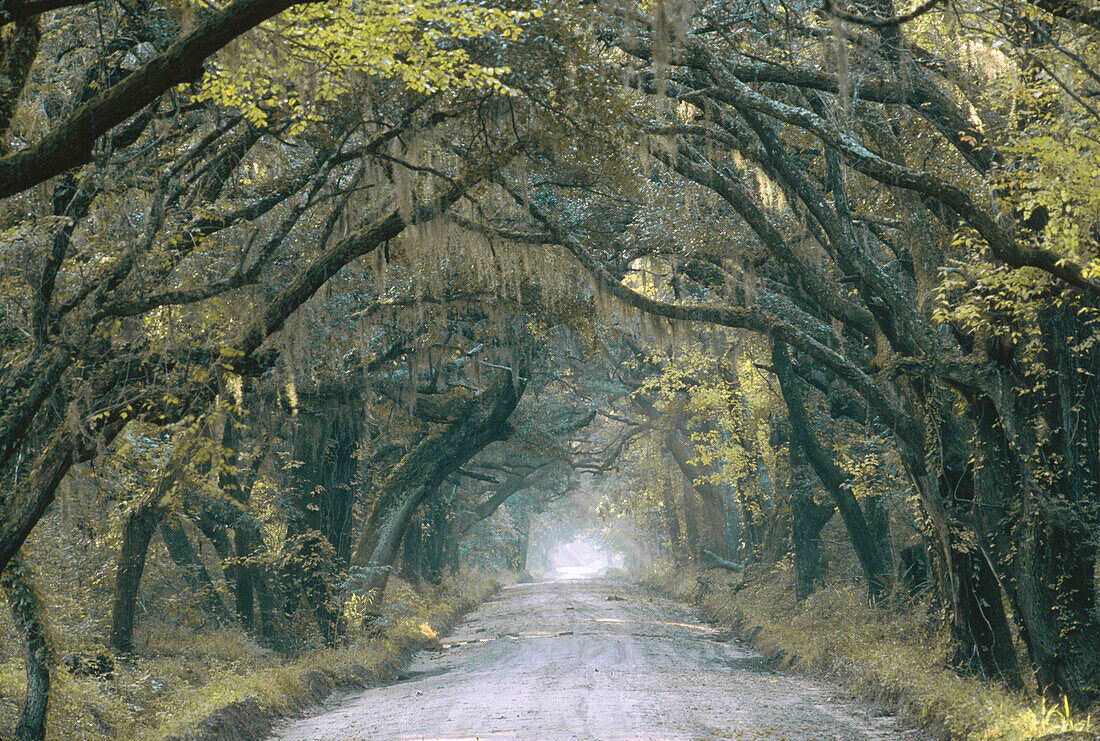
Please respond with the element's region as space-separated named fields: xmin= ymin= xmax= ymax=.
xmin=1010 ymin=306 xmax=1100 ymax=707
xmin=773 ymin=342 xmax=891 ymax=599
xmin=1 ymin=554 xmax=50 ymax=741
xmin=679 ymin=477 xmax=701 ymax=556
xmin=289 ymin=399 xmax=363 ymax=564
xmin=0 ymin=16 xmax=40 ymax=149
xmin=788 ymin=438 xmax=836 ymax=600
xmin=195 ymin=511 xmax=237 ymax=596
xmin=398 ymin=509 xmax=425 ymax=583
xmin=158 ymin=517 xmax=232 ymax=625
xmin=423 ymin=489 xmax=447 ymax=584
xmin=109 ymin=498 xmax=167 ymax=653
xmin=658 ymin=483 xmax=682 ymax=557
xmin=663 ymin=429 xmax=729 ymax=558
xmin=0 ymin=0 xmax=324 ymax=197
xmin=109 ymin=435 xmax=195 ymax=652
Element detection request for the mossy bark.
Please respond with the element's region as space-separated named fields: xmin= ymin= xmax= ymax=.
xmin=1 ymin=554 xmax=50 ymax=741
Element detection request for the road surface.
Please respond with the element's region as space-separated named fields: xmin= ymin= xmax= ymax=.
xmin=271 ymin=577 xmax=925 ymax=741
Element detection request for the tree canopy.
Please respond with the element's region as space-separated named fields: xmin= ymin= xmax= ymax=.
xmin=2 ymin=0 xmax=1100 ymax=736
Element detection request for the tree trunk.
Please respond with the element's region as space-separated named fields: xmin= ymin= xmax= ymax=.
xmin=773 ymin=342 xmax=890 ymax=599
xmin=109 ymin=498 xmax=167 ymax=653
xmin=442 ymin=511 xmax=461 ymax=576
xmin=862 ymin=494 xmax=893 ymax=576
xmin=423 ymin=489 xmax=447 ymax=584
xmin=658 ymin=484 xmax=682 ymax=557
xmin=511 ymin=518 xmax=531 ymax=573
xmin=195 ymin=511 xmax=238 ymax=598
xmin=158 ymin=517 xmax=232 ymax=625
xmin=1006 ymin=305 xmax=1100 ymax=708
xmin=109 ymin=434 xmax=196 ymax=652
xmin=232 ymin=526 xmax=256 ymax=629
xmin=679 ymin=477 xmax=701 ymax=556
xmin=1 ymin=555 xmax=50 ymax=741
xmin=757 ymin=492 xmax=791 ymax=567
xmin=664 ymin=429 xmax=729 ymax=558
xmin=945 ymin=544 xmax=1021 ymax=687
xmin=398 ymin=510 xmax=424 ymax=583
xmin=351 ymin=372 xmax=522 ymax=605
xmin=1014 ymin=521 xmax=1100 ymax=706
xmin=789 ymin=460 xmax=835 ymax=599
xmin=289 ymin=399 xmax=363 ymax=564
xmin=217 ymin=415 xmax=269 ymax=633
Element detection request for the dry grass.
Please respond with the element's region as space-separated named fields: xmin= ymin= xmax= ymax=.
xmin=647 ymin=563 xmax=1095 ymax=741
xmin=0 ymin=570 xmax=501 ymax=741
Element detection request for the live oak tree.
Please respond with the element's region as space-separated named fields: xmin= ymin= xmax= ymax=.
xmin=3 ymin=0 xmax=1100 ymax=734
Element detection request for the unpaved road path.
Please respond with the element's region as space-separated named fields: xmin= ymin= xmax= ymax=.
xmin=271 ymin=578 xmax=927 ymax=741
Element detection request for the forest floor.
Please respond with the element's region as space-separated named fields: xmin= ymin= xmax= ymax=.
xmin=270 ymin=576 xmax=929 ymax=741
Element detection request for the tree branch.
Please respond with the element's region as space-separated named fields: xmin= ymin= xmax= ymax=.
xmin=0 ymin=0 xmax=323 ymax=198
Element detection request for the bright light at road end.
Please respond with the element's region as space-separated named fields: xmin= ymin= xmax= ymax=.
xmin=549 ymin=540 xmax=623 ymax=579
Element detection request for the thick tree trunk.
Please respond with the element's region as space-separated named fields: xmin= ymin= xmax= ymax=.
xmin=773 ymin=342 xmax=891 ymax=599
xmin=232 ymin=526 xmax=256 ymax=629
xmin=351 ymin=372 xmax=522 ymax=605
xmin=109 ymin=498 xmax=167 ymax=653
xmin=252 ymin=565 xmax=278 ymax=639
xmin=442 ymin=512 xmax=461 ymax=576
xmin=734 ymin=496 xmax=770 ymax=560
xmin=423 ymin=489 xmax=447 ymax=585
xmin=968 ymin=380 xmax=1099 ymax=702
xmin=158 ymin=517 xmax=232 ymax=625
xmin=679 ymin=478 xmax=701 ymax=556
xmin=756 ymin=508 xmax=789 ymax=567
xmin=0 ymin=18 xmax=41 ymax=149
xmin=290 ymin=399 xmax=363 ymax=564
xmin=789 ymin=449 xmax=835 ymax=600
xmin=664 ymin=429 xmax=729 ymax=558
xmin=109 ymin=435 xmax=195 ymax=652
xmin=216 ymin=416 xmax=268 ymax=633
xmin=862 ymin=494 xmax=893 ymax=575
xmin=1 ymin=555 xmax=50 ymax=741
xmin=398 ymin=512 xmax=425 ymax=583
xmin=195 ymin=511 xmax=237 ymax=597
xmin=1014 ymin=523 xmax=1100 ymax=706
xmin=281 ymin=529 xmax=345 ymax=646
xmin=658 ymin=484 xmax=682 ymax=557
xmin=1007 ymin=305 xmax=1100 ymax=708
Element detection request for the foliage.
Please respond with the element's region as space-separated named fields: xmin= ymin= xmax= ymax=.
xmin=195 ymin=0 xmax=542 ymax=129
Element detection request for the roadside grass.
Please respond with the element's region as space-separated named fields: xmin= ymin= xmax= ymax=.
xmin=0 ymin=570 xmax=501 ymax=741
xmin=647 ymin=563 xmax=1094 ymax=741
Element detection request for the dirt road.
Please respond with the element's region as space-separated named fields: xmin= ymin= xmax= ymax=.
xmin=271 ymin=578 xmax=926 ymax=741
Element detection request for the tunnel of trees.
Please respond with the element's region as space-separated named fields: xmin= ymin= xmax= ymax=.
xmin=0 ymin=0 xmax=1099 ymax=736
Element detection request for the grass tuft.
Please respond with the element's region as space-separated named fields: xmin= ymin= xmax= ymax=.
xmin=646 ymin=563 xmax=1095 ymax=741
xmin=0 ymin=570 xmax=501 ymax=741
